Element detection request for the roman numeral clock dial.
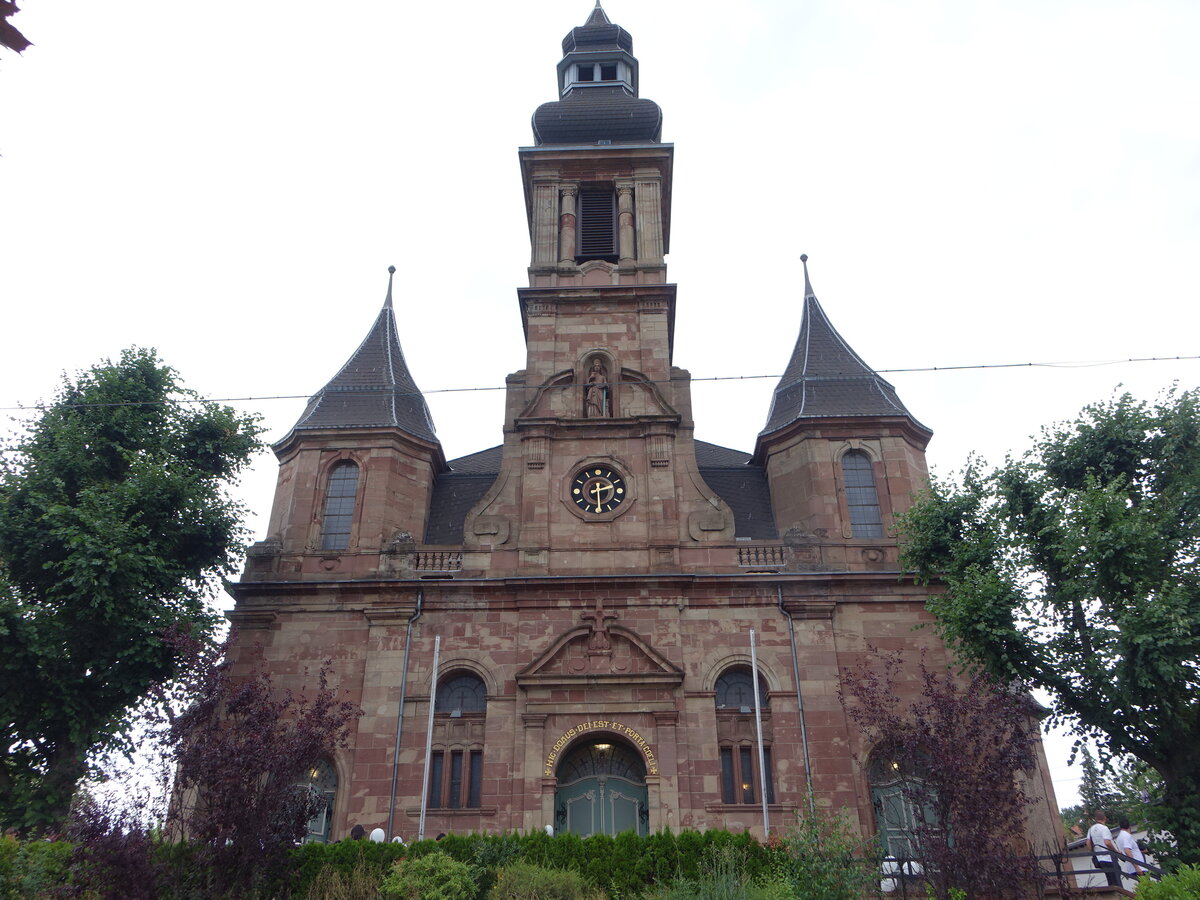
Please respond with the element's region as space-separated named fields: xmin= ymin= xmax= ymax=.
xmin=572 ymin=467 xmax=627 ymax=514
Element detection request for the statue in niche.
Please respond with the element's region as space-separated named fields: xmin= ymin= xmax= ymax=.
xmin=584 ymin=357 xmax=611 ymax=418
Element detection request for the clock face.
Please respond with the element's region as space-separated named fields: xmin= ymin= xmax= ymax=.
xmin=572 ymin=466 xmax=627 ymax=514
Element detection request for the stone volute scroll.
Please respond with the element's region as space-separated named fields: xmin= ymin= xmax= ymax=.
xmin=583 ymin=357 xmax=611 ymax=417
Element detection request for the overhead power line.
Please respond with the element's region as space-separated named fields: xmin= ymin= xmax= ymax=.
xmin=0 ymin=353 xmax=1195 ymax=412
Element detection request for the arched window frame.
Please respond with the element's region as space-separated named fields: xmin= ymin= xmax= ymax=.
xmin=319 ymin=459 xmax=360 ymax=551
xmin=713 ymin=665 xmax=775 ymax=806
xmin=841 ymin=448 xmax=884 ymax=539
xmin=428 ymin=670 xmax=487 ymax=811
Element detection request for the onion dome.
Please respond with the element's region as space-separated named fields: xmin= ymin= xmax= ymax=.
xmin=532 ymin=3 xmax=662 ymax=145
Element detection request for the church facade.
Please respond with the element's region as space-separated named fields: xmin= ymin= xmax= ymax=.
xmin=228 ymin=6 xmax=1061 ymax=849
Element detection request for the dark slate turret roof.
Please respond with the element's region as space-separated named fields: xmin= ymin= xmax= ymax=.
xmin=532 ymin=2 xmax=663 ymax=145
xmin=533 ymin=88 xmax=662 ymax=145
xmin=288 ymin=269 xmax=438 ymax=444
xmin=761 ymin=257 xmax=929 ymax=436
xmin=562 ymin=3 xmax=631 ymax=54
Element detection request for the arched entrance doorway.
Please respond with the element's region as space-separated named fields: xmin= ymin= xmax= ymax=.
xmin=555 ymin=739 xmax=648 ymax=837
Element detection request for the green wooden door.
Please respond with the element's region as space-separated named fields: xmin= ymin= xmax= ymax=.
xmin=555 ymin=741 xmax=648 ymax=837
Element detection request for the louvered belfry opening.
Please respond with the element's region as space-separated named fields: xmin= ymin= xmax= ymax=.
xmin=576 ymin=186 xmax=618 ymax=262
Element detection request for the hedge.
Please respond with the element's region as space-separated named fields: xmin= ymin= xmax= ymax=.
xmin=289 ymin=829 xmax=782 ymax=899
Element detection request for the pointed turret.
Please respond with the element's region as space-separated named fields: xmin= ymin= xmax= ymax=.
xmin=249 ymin=270 xmax=446 ymax=575
xmin=760 ymin=256 xmax=928 ymax=437
xmin=288 ymin=267 xmax=438 ymax=445
xmin=754 ymin=257 xmax=931 ymax=542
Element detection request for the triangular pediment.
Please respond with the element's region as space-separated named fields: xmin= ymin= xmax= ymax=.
xmin=517 ymin=624 xmax=683 ymax=686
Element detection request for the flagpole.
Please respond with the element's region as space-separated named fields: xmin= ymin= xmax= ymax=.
xmin=750 ymin=629 xmax=770 ymax=838
xmin=417 ymin=634 xmax=441 ymax=841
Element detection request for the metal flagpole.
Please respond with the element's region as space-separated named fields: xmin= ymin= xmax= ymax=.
xmin=417 ymin=634 xmax=441 ymax=841
xmin=749 ymin=629 xmax=770 ymax=838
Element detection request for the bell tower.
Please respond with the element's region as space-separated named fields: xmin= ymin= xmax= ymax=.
xmin=460 ymin=4 xmax=736 ymax=574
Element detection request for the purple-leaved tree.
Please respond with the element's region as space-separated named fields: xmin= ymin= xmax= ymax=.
xmin=166 ymin=635 xmax=361 ymax=896
xmin=840 ymin=652 xmax=1045 ymax=900
xmin=66 ymin=631 xmax=360 ymax=899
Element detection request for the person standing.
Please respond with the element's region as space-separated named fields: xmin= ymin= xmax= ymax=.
xmin=1087 ymin=810 xmax=1121 ymax=888
xmin=1114 ymin=818 xmax=1146 ymax=882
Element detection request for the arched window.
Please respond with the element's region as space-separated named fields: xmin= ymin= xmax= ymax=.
xmin=428 ymin=672 xmax=487 ymax=810
xmin=869 ymin=751 xmax=938 ymax=858
xmin=435 ymin=673 xmax=487 ymax=714
xmin=714 ymin=668 xmax=769 ymax=711
xmin=320 ymin=461 xmax=359 ymax=551
xmin=842 ymin=450 xmax=883 ymax=538
xmin=298 ymin=758 xmax=337 ymax=843
xmin=713 ymin=667 xmax=774 ymax=806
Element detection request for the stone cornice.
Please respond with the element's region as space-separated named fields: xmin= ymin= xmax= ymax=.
xmin=751 ymin=413 xmax=933 ymax=464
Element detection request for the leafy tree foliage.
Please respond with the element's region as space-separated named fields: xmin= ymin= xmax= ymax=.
xmin=1062 ymin=746 xmax=1164 ymax=842
xmin=0 ymin=348 xmax=260 ymax=830
xmin=0 ymin=0 xmax=31 ymax=55
xmin=840 ymin=653 xmax=1043 ymax=900
xmin=899 ymin=389 xmax=1200 ymax=863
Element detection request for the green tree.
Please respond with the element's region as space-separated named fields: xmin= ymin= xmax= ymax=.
xmin=0 ymin=348 xmax=260 ymax=831
xmin=1062 ymin=746 xmax=1163 ymax=837
xmin=898 ymin=389 xmax=1200 ymax=863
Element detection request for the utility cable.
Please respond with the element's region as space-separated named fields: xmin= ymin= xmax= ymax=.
xmin=0 ymin=354 xmax=1195 ymax=412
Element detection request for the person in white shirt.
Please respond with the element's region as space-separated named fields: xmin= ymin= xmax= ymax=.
xmin=1087 ymin=811 xmax=1121 ymax=887
xmin=1114 ymin=818 xmax=1146 ymax=881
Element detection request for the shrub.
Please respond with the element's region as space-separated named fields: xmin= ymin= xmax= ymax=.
xmin=488 ymin=860 xmax=602 ymax=900
xmin=1134 ymin=864 xmax=1200 ymax=899
xmin=379 ymin=850 xmax=479 ymax=900
xmin=771 ymin=809 xmax=876 ymax=900
xmin=289 ymin=840 xmax=407 ymax=897
xmin=301 ymin=855 xmax=385 ymax=900
xmin=646 ymin=841 xmax=792 ymax=900
xmin=0 ymin=837 xmax=73 ymax=899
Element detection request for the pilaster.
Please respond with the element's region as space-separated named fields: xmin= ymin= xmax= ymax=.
xmin=532 ymin=178 xmax=560 ymax=267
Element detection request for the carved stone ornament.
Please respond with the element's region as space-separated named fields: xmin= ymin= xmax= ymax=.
xmin=583 ymin=357 xmax=611 ymax=417
xmin=582 ymin=597 xmax=617 ymax=652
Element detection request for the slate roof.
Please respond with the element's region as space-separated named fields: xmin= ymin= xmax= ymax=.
xmin=533 ymin=3 xmax=662 ymax=146
xmin=533 ymin=87 xmax=663 ymax=145
xmin=693 ymin=441 xmax=778 ymax=540
xmin=423 ymin=440 xmax=776 ymax=545
xmin=288 ymin=271 xmax=439 ymax=445
xmin=562 ymin=3 xmax=632 ymax=54
xmin=761 ymin=257 xmax=930 ymax=437
xmin=425 ymin=474 xmax=497 ymax=545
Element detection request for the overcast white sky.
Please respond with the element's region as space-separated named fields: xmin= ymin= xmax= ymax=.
xmin=3 ymin=0 xmax=1198 ymax=813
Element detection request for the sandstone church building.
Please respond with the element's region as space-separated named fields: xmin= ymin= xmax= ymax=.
xmin=229 ymin=5 xmax=1061 ymax=849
